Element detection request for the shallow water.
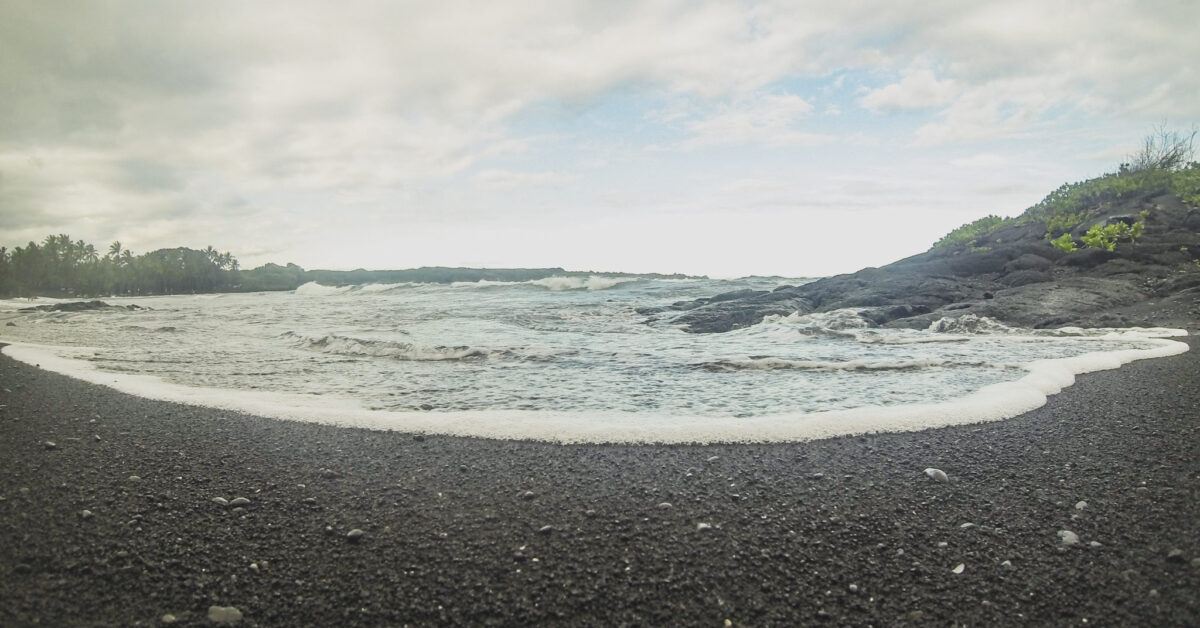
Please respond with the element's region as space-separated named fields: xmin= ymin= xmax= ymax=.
xmin=0 ymin=276 xmax=1187 ymax=443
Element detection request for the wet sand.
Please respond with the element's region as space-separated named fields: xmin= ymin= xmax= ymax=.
xmin=1 ymin=340 xmax=1198 ymax=626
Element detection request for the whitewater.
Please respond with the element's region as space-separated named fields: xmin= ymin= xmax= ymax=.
xmin=0 ymin=275 xmax=1187 ymax=443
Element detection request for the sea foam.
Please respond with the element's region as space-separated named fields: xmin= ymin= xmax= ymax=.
xmin=2 ymin=331 xmax=1187 ymax=444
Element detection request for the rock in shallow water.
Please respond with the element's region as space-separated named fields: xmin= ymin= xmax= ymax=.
xmin=207 ymin=605 xmax=243 ymax=624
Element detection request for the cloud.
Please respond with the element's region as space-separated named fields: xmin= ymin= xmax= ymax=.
xmin=0 ymin=1 xmax=1198 ymax=273
xmin=473 ymin=169 xmax=576 ymax=191
xmin=860 ymin=68 xmax=957 ymax=113
xmin=682 ymin=92 xmax=828 ymax=148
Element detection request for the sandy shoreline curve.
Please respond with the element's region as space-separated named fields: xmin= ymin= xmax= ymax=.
xmin=1 ymin=339 xmax=1198 ymax=625
xmin=0 ymin=329 xmax=1189 ymax=444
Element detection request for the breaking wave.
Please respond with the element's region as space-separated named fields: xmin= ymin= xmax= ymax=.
xmin=283 ymin=332 xmax=490 ymax=361
xmin=529 ymin=276 xmax=638 ymax=291
xmin=294 ymin=276 xmax=639 ymax=296
xmin=699 ymin=357 xmax=946 ymax=372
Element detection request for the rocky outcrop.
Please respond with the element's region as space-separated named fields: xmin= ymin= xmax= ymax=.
xmin=660 ymin=192 xmax=1200 ymax=332
xmin=18 ymin=301 xmax=144 ymax=313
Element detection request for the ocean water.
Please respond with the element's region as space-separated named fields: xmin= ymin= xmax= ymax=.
xmin=0 ymin=275 xmax=1188 ymax=443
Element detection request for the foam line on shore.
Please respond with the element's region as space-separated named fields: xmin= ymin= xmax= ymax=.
xmin=0 ymin=334 xmax=1189 ymax=444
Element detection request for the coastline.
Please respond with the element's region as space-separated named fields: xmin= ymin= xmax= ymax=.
xmin=1 ymin=340 xmax=1198 ymax=625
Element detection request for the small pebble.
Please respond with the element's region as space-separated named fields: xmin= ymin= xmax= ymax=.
xmin=848 ymin=583 xmax=859 ymax=593
xmin=128 ymin=475 xmax=141 ymax=482
xmin=229 ymin=497 xmax=251 ymax=507
xmin=696 ymin=522 xmax=712 ymax=531
xmin=706 ymin=455 xmax=720 ymax=462
xmin=656 ymin=502 xmax=673 ymax=509
xmin=1190 ymin=558 xmax=1200 ymax=568
xmin=44 ymin=441 xmax=57 ymax=450
xmin=924 ymin=468 xmax=948 ymax=483
xmin=161 ymin=613 xmax=177 ymax=624
xmin=538 ymin=525 xmax=554 ymax=534
xmin=79 ymin=509 xmax=94 ymax=519
xmin=810 ymin=472 xmax=824 ymax=480
xmin=1059 ymin=530 xmax=1080 ymax=546
xmin=1089 ymin=541 xmax=1103 ymax=548
xmin=519 ymin=490 xmax=536 ymax=500
xmin=207 ymin=605 xmax=243 ymax=624
xmin=1166 ymin=549 xmax=1186 ymax=563
xmin=1075 ymin=501 xmax=1088 ymax=510
xmin=1001 ymin=560 xmax=1013 ymax=569
xmin=319 ymin=468 xmax=339 ymax=479
xmin=951 ymin=563 xmax=965 ymax=574
xmin=347 ymin=528 xmax=365 ymax=541
xmin=212 ymin=497 xmax=229 ymax=507
xmin=960 ymin=523 xmax=976 ymax=530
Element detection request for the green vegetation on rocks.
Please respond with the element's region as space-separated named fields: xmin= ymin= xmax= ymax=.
xmin=935 ymin=126 xmax=1198 ymax=251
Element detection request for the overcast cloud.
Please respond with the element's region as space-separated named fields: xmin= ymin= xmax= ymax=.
xmin=1 ymin=0 xmax=1197 ymax=276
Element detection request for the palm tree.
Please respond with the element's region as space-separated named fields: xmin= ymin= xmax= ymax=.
xmin=108 ymin=241 xmax=123 ymax=261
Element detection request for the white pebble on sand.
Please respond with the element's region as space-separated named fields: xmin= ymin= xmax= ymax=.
xmin=207 ymin=605 xmax=243 ymax=624
xmin=924 ymin=468 xmax=948 ymax=483
xmin=952 ymin=563 xmax=965 ymax=574
xmin=1059 ymin=530 xmax=1080 ymax=546
xmin=161 ymin=613 xmax=177 ymax=624
xmin=347 ymin=529 xmax=365 ymax=541
xmin=212 ymin=497 xmax=229 ymax=507
xmin=1075 ymin=501 xmax=1088 ymax=510
xmin=697 ymin=522 xmax=712 ymax=531
xmin=229 ymin=497 xmax=250 ymax=507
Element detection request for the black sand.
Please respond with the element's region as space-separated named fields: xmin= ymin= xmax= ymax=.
xmin=1 ymin=339 xmax=1198 ymax=627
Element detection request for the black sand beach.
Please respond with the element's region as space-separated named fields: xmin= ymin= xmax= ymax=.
xmin=1 ymin=339 xmax=1198 ymax=627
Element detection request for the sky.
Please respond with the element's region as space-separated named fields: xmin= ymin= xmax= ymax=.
xmin=1 ymin=1 xmax=1198 ymax=278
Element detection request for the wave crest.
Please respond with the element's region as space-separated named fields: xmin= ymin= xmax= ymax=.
xmin=928 ymin=314 xmax=1016 ymax=334
xmin=283 ymin=332 xmax=489 ymax=361
xmin=699 ymin=356 xmax=945 ymax=372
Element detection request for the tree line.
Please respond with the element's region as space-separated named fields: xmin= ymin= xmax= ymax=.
xmin=0 ymin=234 xmax=306 ymax=297
xmin=1 ymin=233 xmax=697 ymax=298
